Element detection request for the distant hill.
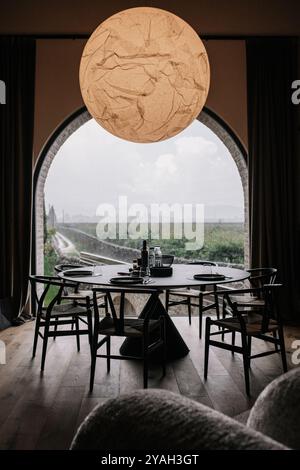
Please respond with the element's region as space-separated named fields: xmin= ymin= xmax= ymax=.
xmin=204 ymin=205 xmax=244 ymax=223
xmin=58 ymin=204 xmax=244 ymax=224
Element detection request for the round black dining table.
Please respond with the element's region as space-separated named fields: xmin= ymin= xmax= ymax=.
xmin=59 ymin=264 xmax=250 ymax=360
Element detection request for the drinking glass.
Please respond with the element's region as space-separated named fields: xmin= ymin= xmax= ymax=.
xmin=92 ymin=264 xmax=102 ymax=276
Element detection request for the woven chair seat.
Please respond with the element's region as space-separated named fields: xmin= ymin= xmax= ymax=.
xmin=169 ymin=288 xmax=202 ymax=298
xmin=213 ymin=316 xmax=278 ymax=335
xmin=61 ymin=290 xmax=105 ymax=301
xmin=98 ymin=316 xmax=161 ymax=338
xmin=41 ymin=303 xmax=87 ymax=319
xmin=229 ymin=294 xmax=265 ymax=307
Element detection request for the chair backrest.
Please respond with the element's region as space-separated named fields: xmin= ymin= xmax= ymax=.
xmin=247 ymin=268 xmax=277 ymax=289
xmin=92 ymin=287 xmax=163 ymax=335
xmin=29 ymin=275 xmax=77 ymax=317
xmin=225 ymin=283 xmax=282 ymax=333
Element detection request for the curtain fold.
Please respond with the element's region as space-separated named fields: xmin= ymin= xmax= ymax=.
xmin=0 ymin=37 xmax=36 ymax=322
xmin=247 ymin=38 xmax=299 ymax=322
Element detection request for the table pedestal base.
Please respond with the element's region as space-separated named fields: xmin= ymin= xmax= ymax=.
xmin=119 ymin=298 xmax=189 ymax=361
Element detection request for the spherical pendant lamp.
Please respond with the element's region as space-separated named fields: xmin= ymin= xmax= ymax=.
xmin=79 ymin=7 xmax=210 ymax=143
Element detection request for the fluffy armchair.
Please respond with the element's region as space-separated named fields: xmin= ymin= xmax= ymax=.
xmin=247 ymin=367 xmax=300 ymax=449
xmin=71 ymin=367 xmax=300 ymax=450
xmin=71 ymin=389 xmax=288 ymax=450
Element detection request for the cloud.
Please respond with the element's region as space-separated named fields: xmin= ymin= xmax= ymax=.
xmin=175 ymin=136 xmax=218 ymax=157
xmin=155 ymin=154 xmax=178 ymax=175
xmin=45 ymin=117 xmax=243 ymax=219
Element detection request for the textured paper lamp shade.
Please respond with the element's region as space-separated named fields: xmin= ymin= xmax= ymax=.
xmin=80 ymin=7 xmax=210 ymax=143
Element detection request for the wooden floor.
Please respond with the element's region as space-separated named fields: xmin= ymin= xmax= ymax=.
xmin=0 ymin=316 xmax=298 ymax=450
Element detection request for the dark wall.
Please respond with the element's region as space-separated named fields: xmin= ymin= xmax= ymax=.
xmin=0 ymin=0 xmax=300 ymax=35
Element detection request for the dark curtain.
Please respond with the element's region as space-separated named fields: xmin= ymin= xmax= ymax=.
xmin=247 ymin=38 xmax=299 ymax=322
xmin=0 ymin=37 xmax=36 ymax=322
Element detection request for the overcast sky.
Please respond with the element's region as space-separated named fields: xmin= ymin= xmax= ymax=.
xmin=45 ymin=118 xmax=244 ymax=222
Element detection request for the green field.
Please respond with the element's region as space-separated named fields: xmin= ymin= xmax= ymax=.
xmin=56 ymin=222 xmax=244 ymax=265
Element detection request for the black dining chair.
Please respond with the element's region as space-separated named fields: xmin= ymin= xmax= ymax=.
xmin=89 ymin=287 xmax=167 ymax=391
xmin=217 ymin=267 xmax=278 ymax=341
xmin=29 ymin=275 xmax=93 ymax=371
xmin=204 ymin=283 xmax=287 ymax=395
xmin=165 ymin=261 xmax=220 ymax=338
xmin=218 ymin=267 xmax=277 ymax=300
xmin=54 ymin=263 xmax=108 ymax=312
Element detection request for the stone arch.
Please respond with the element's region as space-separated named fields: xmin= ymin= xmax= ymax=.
xmin=33 ymin=106 xmax=248 ymax=274
xmin=198 ymin=109 xmax=248 ymax=266
xmin=33 ymin=108 xmax=91 ymax=274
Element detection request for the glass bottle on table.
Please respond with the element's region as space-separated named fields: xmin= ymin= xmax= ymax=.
xmin=149 ymin=247 xmax=155 ymax=269
xmin=154 ymin=246 xmax=162 ymax=267
xmin=132 ymin=258 xmax=140 ymax=277
xmin=141 ymin=240 xmax=149 ymax=276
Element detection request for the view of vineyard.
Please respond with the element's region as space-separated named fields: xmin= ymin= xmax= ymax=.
xmin=72 ymin=222 xmax=244 ymax=263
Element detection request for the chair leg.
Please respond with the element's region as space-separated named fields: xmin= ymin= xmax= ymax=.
xmin=273 ymin=331 xmax=279 ymax=351
xmin=241 ymin=332 xmax=250 ymax=396
xmin=32 ymin=316 xmax=40 ymax=358
xmin=221 ymin=299 xmax=226 ymax=341
xmin=204 ymin=317 xmax=211 ymax=380
xmin=143 ymin=333 xmax=149 ymax=389
xmin=104 ymin=295 xmax=109 ymax=315
xmin=214 ymin=286 xmax=220 ymax=321
xmin=53 ymin=321 xmax=58 ymax=341
xmin=231 ymin=331 xmax=236 ymax=355
xmin=75 ymin=317 xmax=80 ymax=352
xmin=278 ymin=325 xmax=288 ymax=372
xmin=165 ymin=290 xmax=169 ymax=313
xmin=89 ymin=331 xmax=98 ymax=393
xmin=41 ymin=322 xmax=50 ymax=371
xmin=87 ymin=310 xmax=93 ymax=353
xmin=143 ymin=356 xmax=149 ymax=389
xmin=161 ymin=317 xmax=167 ymax=377
xmin=187 ymin=297 xmax=192 ymax=325
xmin=106 ymin=336 xmax=111 ymax=373
xmin=248 ymin=336 xmax=252 ymax=367
xmin=199 ymin=294 xmax=203 ymax=339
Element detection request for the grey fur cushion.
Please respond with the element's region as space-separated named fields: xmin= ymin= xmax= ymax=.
xmin=71 ymin=390 xmax=286 ymax=450
xmin=248 ymin=367 xmax=300 ymax=449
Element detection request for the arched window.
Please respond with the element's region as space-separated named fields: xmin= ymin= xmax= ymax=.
xmin=33 ymin=107 xmax=248 ymax=276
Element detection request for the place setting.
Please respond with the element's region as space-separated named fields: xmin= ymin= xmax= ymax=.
xmin=61 ymin=265 xmax=103 ymax=278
